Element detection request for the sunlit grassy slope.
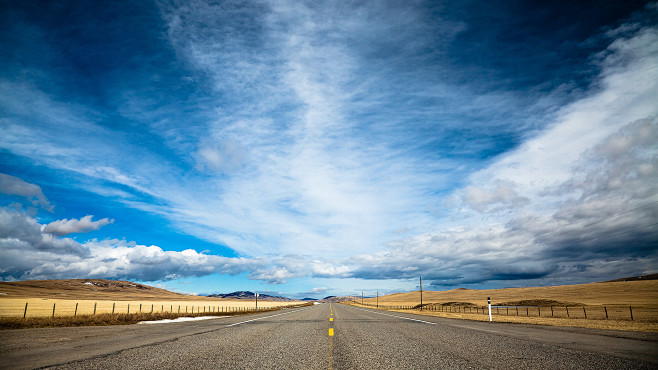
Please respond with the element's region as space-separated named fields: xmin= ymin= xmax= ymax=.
xmin=363 ymin=280 xmax=658 ymax=307
xmin=0 ymin=279 xmax=301 ymax=318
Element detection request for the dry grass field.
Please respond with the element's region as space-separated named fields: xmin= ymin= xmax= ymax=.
xmin=0 ymin=279 xmax=302 ymax=319
xmin=360 ymin=280 xmax=658 ymax=306
xmin=1 ymin=279 xmax=225 ymax=300
xmin=0 ymin=298 xmax=298 ymax=318
xmin=350 ymin=279 xmax=658 ymax=332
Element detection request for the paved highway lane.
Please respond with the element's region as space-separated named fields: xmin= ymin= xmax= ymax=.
xmin=1 ymin=303 xmax=656 ymax=369
xmin=332 ymin=305 xmax=657 ymax=369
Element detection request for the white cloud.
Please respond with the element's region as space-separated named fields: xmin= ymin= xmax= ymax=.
xmin=0 ymin=1 xmax=518 ymax=264
xmin=43 ymin=215 xmax=114 ymax=236
xmin=465 ymin=26 xmax=658 ymax=204
xmin=0 ymin=207 xmax=89 ymax=257
xmin=461 ymin=182 xmax=529 ymax=212
xmin=1 ymin=2 xmax=656 ymax=290
xmin=342 ymin=23 xmax=658 ymax=286
xmin=148 ymin=0 xmax=476 ymax=259
xmin=0 ymin=206 xmax=265 ymax=282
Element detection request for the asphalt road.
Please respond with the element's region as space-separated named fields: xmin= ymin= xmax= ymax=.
xmin=1 ymin=303 xmax=656 ymax=369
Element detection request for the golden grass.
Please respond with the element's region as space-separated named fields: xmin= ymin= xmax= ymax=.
xmin=362 ymin=280 xmax=658 ymax=306
xmin=0 ymin=278 xmax=310 ymax=329
xmin=345 ymin=302 xmax=658 ymax=332
xmin=0 ymin=298 xmax=300 ymax=318
xmin=348 ymin=280 xmax=658 ymax=332
xmin=0 ymin=278 xmax=303 ymax=320
xmin=0 ymin=279 xmax=261 ymax=301
xmin=0 ymin=303 xmax=314 ymax=330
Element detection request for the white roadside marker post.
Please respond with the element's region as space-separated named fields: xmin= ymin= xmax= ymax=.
xmin=488 ymin=297 xmax=492 ymax=322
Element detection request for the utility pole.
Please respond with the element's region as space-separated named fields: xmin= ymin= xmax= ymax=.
xmin=420 ymin=276 xmax=423 ymax=311
xmin=255 ymin=292 xmax=258 ymax=311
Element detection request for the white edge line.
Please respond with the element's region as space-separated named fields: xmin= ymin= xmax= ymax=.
xmin=225 ymin=306 xmax=312 ymax=327
xmin=350 ymin=306 xmax=437 ymax=325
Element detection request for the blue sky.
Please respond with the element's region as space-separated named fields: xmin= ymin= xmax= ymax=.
xmin=1 ymin=0 xmax=656 ymax=299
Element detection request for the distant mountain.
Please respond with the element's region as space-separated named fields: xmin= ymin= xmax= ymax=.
xmin=206 ymin=291 xmax=298 ymax=302
xmin=298 ymin=297 xmax=317 ymax=301
xmin=319 ymin=296 xmax=354 ymax=303
xmin=602 ymin=273 xmax=658 ymax=282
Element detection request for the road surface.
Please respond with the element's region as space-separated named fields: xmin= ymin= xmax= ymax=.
xmin=1 ymin=303 xmax=656 ymax=369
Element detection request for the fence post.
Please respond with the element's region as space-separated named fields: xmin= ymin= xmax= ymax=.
xmin=583 ymin=307 xmax=587 ymax=319
xmin=112 ymin=302 xmax=115 ymax=314
xmin=487 ymin=297 xmax=492 ymax=322
xmin=140 ymin=304 xmax=142 ymax=313
xmin=551 ymin=306 xmax=553 ymax=317
xmin=604 ymin=306 xmax=608 ymax=319
xmin=23 ymin=302 xmax=28 ymax=319
xmin=128 ymin=304 xmax=130 ymax=314
xmin=566 ymin=306 xmax=569 ymax=318
xmin=526 ymin=307 xmax=528 ymax=316
xmin=94 ymin=302 xmax=97 ymax=315
xmin=538 ymin=307 xmax=541 ymax=317
xmin=151 ymin=304 xmax=153 ymax=313
xmin=629 ymin=306 xmax=633 ymax=321
xmin=75 ymin=303 xmax=78 ymax=316
xmin=52 ymin=303 xmax=56 ymax=318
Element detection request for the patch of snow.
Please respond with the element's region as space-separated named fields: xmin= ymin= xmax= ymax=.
xmin=83 ymin=282 xmax=94 ymax=285
xmin=138 ymin=316 xmax=228 ymax=325
xmin=313 ymin=302 xmax=322 ymax=305
xmin=0 ymin=293 xmax=7 ymax=295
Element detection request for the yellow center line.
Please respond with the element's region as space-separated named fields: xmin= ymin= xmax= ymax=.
xmin=328 ymin=332 xmax=333 ymax=369
xmin=328 ymin=303 xmax=334 ymax=369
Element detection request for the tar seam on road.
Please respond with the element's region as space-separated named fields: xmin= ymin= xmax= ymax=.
xmin=224 ymin=307 xmax=311 ymax=327
xmin=350 ymin=306 xmax=438 ymax=325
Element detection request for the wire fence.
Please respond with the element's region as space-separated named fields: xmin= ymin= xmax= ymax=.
xmin=0 ymin=300 xmax=304 ymax=319
xmin=354 ymin=302 xmax=658 ymax=322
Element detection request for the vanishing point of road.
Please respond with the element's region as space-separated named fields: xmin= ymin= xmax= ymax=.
xmin=1 ymin=303 xmax=656 ymax=369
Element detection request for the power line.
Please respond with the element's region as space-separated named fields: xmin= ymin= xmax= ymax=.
xmin=576 ymin=222 xmax=658 ymax=245
xmin=534 ymin=199 xmax=658 ymax=243
xmin=563 ymin=200 xmax=657 ymax=235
